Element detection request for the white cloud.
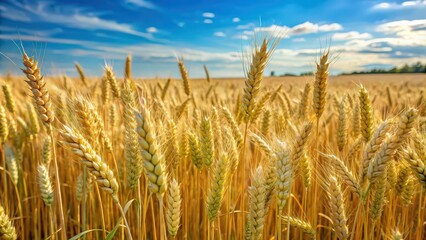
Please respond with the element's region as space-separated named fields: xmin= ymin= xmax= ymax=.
xmin=202 ymin=12 xmax=215 ymax=18
xmin=233 ymin=17 xmax=240 ymax=23
xmin=332 ymin=31 xmax=372 ymax=40
xmin=255 ymin=21 xmax=343 ymax=38
xmin=376 ymin=19 xmax=426 ymax=40
xmin=376 ymin=19 xmax=426 ymax=46
xmin=146 ymin=27 xmax=158 ymax=33
xmin=204 ymin=19 xmax=213 ymax=24
xmin=372 ymin=0 xmax=426 ymax=10
xmin=214 ymin=32 xmax=226 ymax=37
xmin=318 ymin=23 xmax=343 ymax=32
xmin=373 ymin=2 xmax=393 ymax=9
xmin=232 ymin=34 xmax=250 ymax=40
xmin=125 ymin=0 xmax=158 ymax=10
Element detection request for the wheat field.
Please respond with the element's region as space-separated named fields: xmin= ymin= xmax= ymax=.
xmin=0 ymin=40 xmax=425 ymax=240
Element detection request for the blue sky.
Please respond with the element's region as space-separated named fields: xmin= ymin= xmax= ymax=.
xmin=0 ymin=0 xmax=425 ymax=78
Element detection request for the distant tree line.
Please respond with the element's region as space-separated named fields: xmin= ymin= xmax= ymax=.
xmin=342 ymin=62 xmax=426 ymax=75
xmin=271 ymin=62 xmax=425 ymax=77
xmin=274 ymin=71 xmax=314 ymax=77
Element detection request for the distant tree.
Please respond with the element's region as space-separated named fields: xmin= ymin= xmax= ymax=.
xmin=270 ymin=71 xmax=275 ymax=77
xmin=300 ymin=71 xmax=314 ymax=76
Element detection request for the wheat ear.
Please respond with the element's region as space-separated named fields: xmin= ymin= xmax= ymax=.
xmin=276 ymin=143 xmax=292 ymax=211
xmin=367 ymin=108 xmax=418 ymax=184
xmin=337 ymin=98 xmax=347 ymax=151
xmin=2 ymin=84 xmax=15 ymax=114
xmin=178 ymin=58 xmax=191 ymax=96
xmin=281 ymin=216 xmax=315 ymax=238
xmin=167 ymin=179 xmax=181 ymax=237
xmin=60 ymin=125 xmax=119 ymax=200
xmin=327 ymin=175 xmax=349 ymax=240
xmin=298 ymin=82 xmax=311 ymax=119
xmin=369 ymin=172 xmax=387 ymax=221
xmin=352 ymin=101 xmax=361 ymax=138
xmin=74 ymin=62 xmax=88 ymax=87
xmin=22 ymin=52 xmax=55 ymax=125
xmin=360 ymin=120 xmax=391 ymax=182
xmin=359 ymin=85 xmax=373 ymax=142
xmin=134 ymin=106 xmax=168 ymax=196
xmin=125 ymin=54 xmax=132 ymax=80
xmin=403 ymin=149 xmax=426 ymax=190
xmin=27 ymin=103 xmax=40 ymax=136
xmin=37 ymin=164 xmax=54 ymax=206
xmin=200 ymin=116 xmax=215 ymax=168
xmin=291 ymin=122 xmax=313 ymax=169
xmin=0 ymin=205 xmax=17 ymax=240
xmin=104 ymin=64 xmax=121 ymax=98
xmin=313 ymin=51 xmax=330 ymax=120
xmin=122 ymin=80 xmax=143 ymax=188
xmin=207 ymin=154 xmax=229 ymax=221
xmin=248 ymin=166 xmax=267 ymax=240
xmin=241 ymin=38 xmax=273 ymax=123
xmin=203 ymin=64 xmax=211 ymax=82
xmin=323 ymin=154 xmax=363 ymax=198
xmin=0 ymin=106 xmax=7 ymax=143
xmin=5 ymin=148 xmax=18 ymax=185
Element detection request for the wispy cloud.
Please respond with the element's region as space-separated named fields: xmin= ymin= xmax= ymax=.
xmin=54 ymin=43 xmax=241 ymax=63
xmin=372 ymin=0 xmax=426 ymax=10
xmin=332 ymin=31 xmax=372 ymax=40
xmin=0 ymin=26 xmax=63 ymax=37
xmin=0 ymin=5 xmax=31 ymax=22
xmin=204 ymin=19 xmax=213 ymax=24
xmin=202 ymin=12 xmax=215 ymax=18
xmin=5 ymin=0 xmax=155 ymax=40
xmin=0 ymin=34 xmax=94 ymax=46
xmin=124 ymin=0 xmax=158 ymax=10
xmin=232 ymin=17 xmax=240 ymax=23
xmin=255 ymin=21 xmax=343 ymax=38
